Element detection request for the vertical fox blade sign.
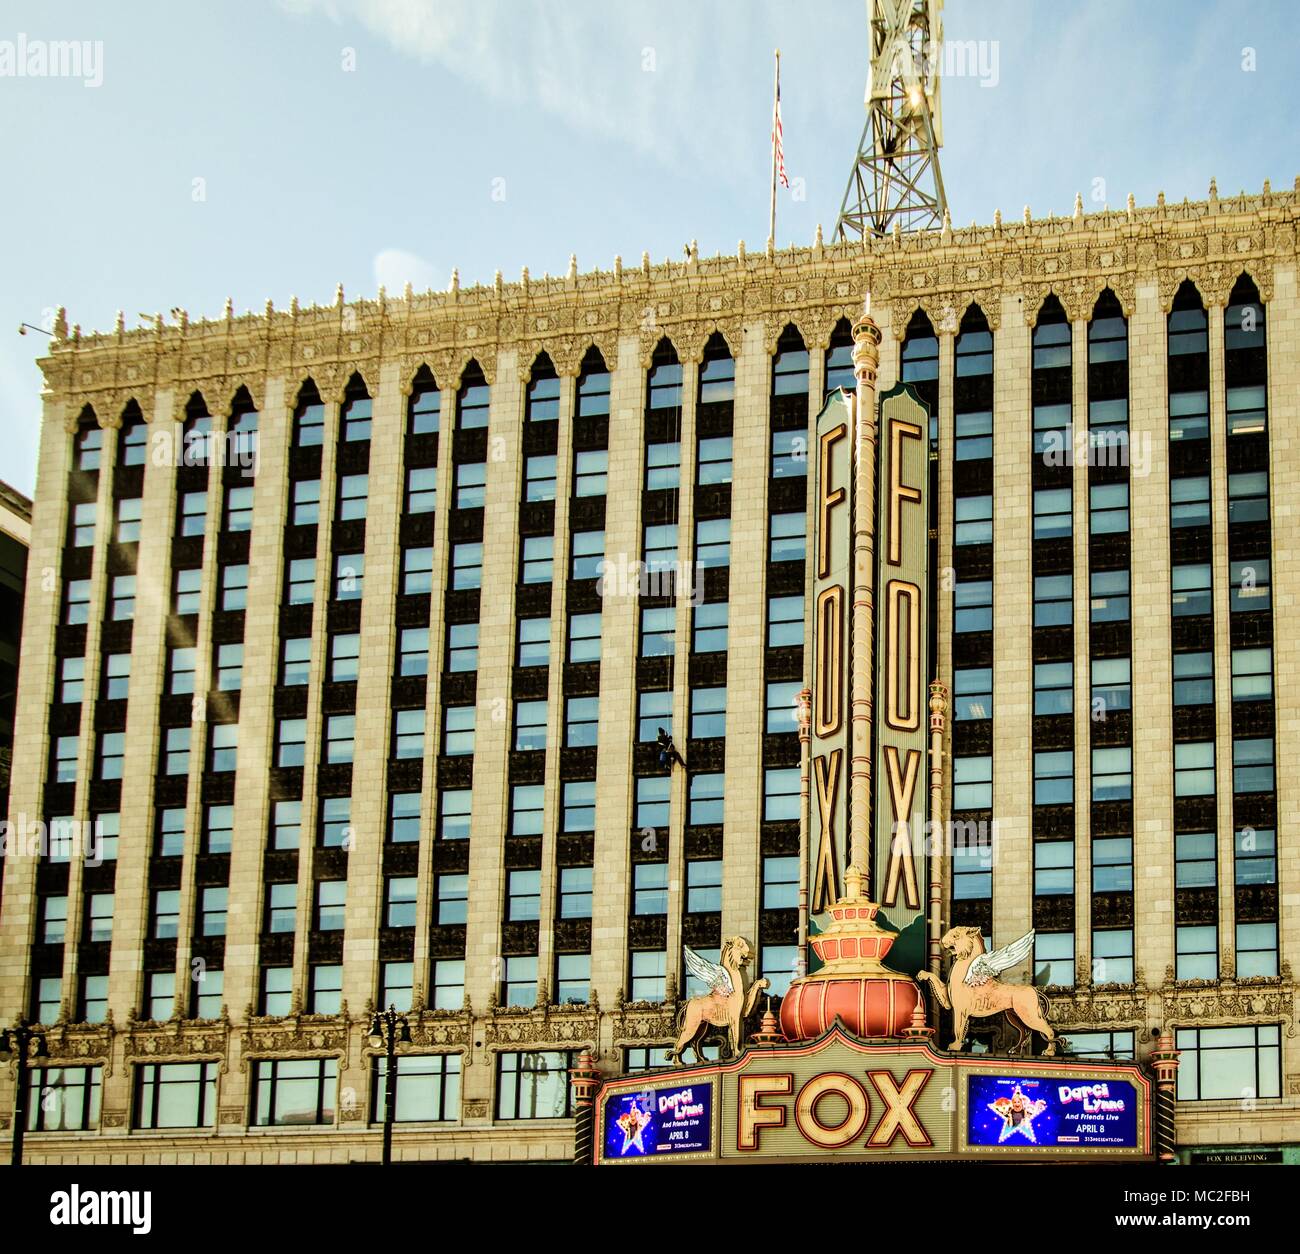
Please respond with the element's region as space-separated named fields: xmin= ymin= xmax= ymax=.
xmin=809 ymin=389 xmax=853 ymax=916
xmin=874 ymin=383 xmax=931 ymax=933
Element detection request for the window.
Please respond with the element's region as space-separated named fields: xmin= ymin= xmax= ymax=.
xmin=438 ymin=790 xmax=471 ymax=840
xmin=98 ymin=731 xmax=125 ymax=780
xmin=1169 ymin=389 xmax=1209 ymax=442
xmin=577 ymin=360 xmax=611 ymax=416
xmin=514 ymin=616 xmax=550 ymax=667
xmin=405 ymin=465 xmax=437 ymax=515
xmin=1173 ymin=652 xmax=1213 ymax=706
xmin=91 ymin=812 xmax=119 ymax=862
xmin=508 ymin=870 xmax=541 ymax=922
xmin=211 ymin=641 xmax=242 ymax=691
xmin=513 ymin=700 xmax=547 ymax=752
xmin=640 ymin=605 xmax=674 ymax=657
xmin=223 ymin=485 xmax=253 ymax=533
xmin=174 ymin=567 xmax=202 ymax=615
xmin=763 ymin=855 xmax=799 ymax=909
xmin=953 ymin=755 xmax=993 ymax=810
xmin=954 ymin=579 xmax=992 ymax=633
xmin=1091 ymin=747 xmax=1132 ymax=801
xmin=521 ymin=535 xmax=553 ymax=584
xmin=382 ymin=961 xmax=414 ymax=1012
xmin=696 ymin=435 xmax=733 ymax=485
xmin=770 ymin=428 xmax=807 ymax=478
xmin=647 ymin=357 xmax=683 ymax=410
xmin=1091 ymin=569 xmax=1131 ymax=622
xmin=292 ymin=478 xmax=321 ymax=525
xmin=389 ymin=708 xmax=423 ymax=760
xmin=436 ymin=873 xmax=468 ymax=925
xmin=686 ymin=859 xmax=723 ymax=913
xmin=1032 ymin=662 xmax=1071 ymax=717
xmin=26 ymin=1066 xmax=103 ymax=1132
xmin=63 ymin=578 xmax=91 ymax=624
xmin=509 ymin=783 xmax=544 ymax=837
xmin=1228 ymin=471 xmax=1269 ymax=524
xmin=163 ymin=726 xmax=190 ymax=775
xmin=383 ymin=877 xmax=417 ymax=929
xmin=334 ymin=553 xmax=364 ymax=601
xmin=205 ymin=803 xmax=234 ymax=854
xmin=525 ymin=454 xmax=557 ymax=502
xmin=1170 ymin=476 xmax=1211 ymax=528
xmin=761 ymin=946 xmax=801 ymax=998
xmin=451 ymin=542 xmax=482 ymax=590
xmin=688 ymin=773 xmax=725 ymax=825
xmin=559 ymin=866 xmax=593 ymax=918
xmin=143 ymin=972 xmax=175 ymax=1020
xmin=276 ymin=718 xmax=307 ymax=768
xmin=261 ymin=968 xmax=293 ymax=1016
xmin=1033 ymin=751 xmax=1073 ymax=807
xmin=953 ymin=666 xmax=993 ymax=720
xmin=443 ymin=705 xmax=475 ymax=757
xmin=1092 ymin=929 xmax=1133 ymax=984
xmin=1089 ymin=482 xmax=1129 ymax=534
xmin=1176 ymin=1025 xmax=1280 ymax=1101
xmin=1032 ymin=488 xmax=1071 ymax=539
xmin=1174 ymin=742 xmax=1215 ymax=797
xmin=456 ymin=461 xmax=486 ymax=509
xmin=1232 ymin=738 xmax=1274 ymax=793
xmin=955 ymin=409 xmax=993 ymax=460
xmin=763 ymin=766 xmax=800 ymax=821
xmin=562 ymin=780 xmax=596 ymax=833
xmin=553 ymin=953 xmax=590 ymax=1005
xmin=527 ymin=370 xmax=560 ymax=422
xmin=574 ymin=449 xmax=608 ymax=497
xmin=1033 ymin=402 xmax=1071 ymax=456
xmin=409 ymin=381 xmax=441 ymax=435
xmin=1168 ymin=304 xmax=1207 ymax=355
xmin=1176 ymin=925 xmax=1217 ymax=981
xmin=374 ymin=1053 xmax=461 ymax=1122
xmin=446 ymin=622 xmax=479 ymax=673
xmin=192 ymin=967 xmax=223 ymax=1018
xmin=765 ymin=681 xmax=800 ymax=734
xmin=571 ymin=529 xmax=605 ymax=580
xmin=272 ymin=800 xmax=302 ymax=851
xmin=1226 ymin=384 xmax=1267 ymax=436
xmin=645 ymin=440 xmax=681 ymax=490
xmin=220 ymin=562 xmax=249 ymax=611
xmin=342 ymin=392 xmax=372 ymax=442
xmin=1235 ymin=826 xmax=1276 ymax=886
xmin=695 ymin=517 xmax=730 ymax=567
xmin=955 ymin=495 xmax=993 ymax=545
xmin=1033 ymin=841 xmax=1073 ymax=895
xmin=1237 ymin=922 xmax=1278 ymax=978
xmin=643 ymin=523 xmax=677 ymax=572
xmin=1034 ymin=933 xmax=1074 ymax=987
xmin=294 ymin=400 xmax=325 ymax=447
xmin=52 ymin=734 xmax=79 ymax=783
xmin=319 ymin=796 xmax=352 ymax=849
xmin=565 ymin=696 xmax=599 ymax=748
xmin=629 ymin=952 xmax=666 ymax=1003
xmin=767 ymin=594 xmax=803 ymax=647
xmin=335 ymin=473 xmax=368 ymax=521
xmin=135 ymin=1062 xmax=218 ymax=1130
xmin=108 ymin=573 xmax=136 ymax=620
xmin=502 ymin=955 xmax=538 ymax=1008
xmin=401 ymin=546 xmax=433 ymax=596
xmin=324 ymin=714 xmax=355 ymax=764
xmin=693 ymin=601 xmax=727 ymax=652
xmin=76 ymin=424 xmax=103 ymax=470
xmin=1092 ymin=837 xmax=1132 ymax=893
xmin=266 ymin=882 xmax=297 ymax=934
xmin=1175 ymin=831 xmax=1216 ymax=889
xmin=496 ymin=1051 xmax=574 ymax=1119
xmin=1170 ymin=563 xmax=1211 ymax=617
xmin=1230 ymin=559 xmax=1270 ymax=612
xmin=208 ymin=722 xmax=238 ymax=772
xmin=200 ymin=886 xmax=228 ymax=936
xmin=1090 ymin=656 xmax=1131 ymax=714
xmin=101 ymin=652 xmax=130 ymax=701
xmin=41 ymin=895 xmax=68 ymax=944
xmin=156 ymin=808 xmax=186 ymax=857
xmin=253 ymin=1058 xmax=337 ymax=1127
xmin=567 ymin=611 xmax=601 ymax=663
xmin=636 ymin=776 xmax=670 ymax=829
xmin=772 ymin=341 xmax=809 ymax=395
xmin=152 ymin=889 xmax=181 ymax=939
xmin=115 ymin=496 xmax=143 ymax=543
xmin=315 ymin=881 xmax=346 ymax=931
xmin=400 ymin=626 xmax=431 ymax=677
xmin=1028 ymin=574 xmax=1069 ymax=628
xmin=179 ymin=489 xmax=208 ymax=537
xmin=286 ymin=557 xmax=315 ymax=605
xmin=310 ymin=964 xmax=343 ymax=1014
xmin=637 ymin=690 xmax=672 ymax=742
xmin=699 ymin=351 xmax=735 ymax=404
xmin=769 ymin=512 xmax=805 ymax=563
xmin=1088 ymin=307 xmax=1127 ymax=363
xmin=388 ymin=792 xmax=420 ymax=844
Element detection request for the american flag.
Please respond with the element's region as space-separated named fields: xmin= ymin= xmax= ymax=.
xmin=773 ymin=77 xmax=789 ymax=189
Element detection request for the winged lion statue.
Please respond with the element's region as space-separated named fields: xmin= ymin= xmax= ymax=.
xmin=669 ymin=938 xmax=769 ymax=1065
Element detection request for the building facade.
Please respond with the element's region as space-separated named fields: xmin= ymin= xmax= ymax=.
xmin=1 ymin=184 xmax=1297 ymax=1163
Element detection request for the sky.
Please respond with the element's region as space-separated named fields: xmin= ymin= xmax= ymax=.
xmin=0 ymin=0 xmax=1296 ymax=498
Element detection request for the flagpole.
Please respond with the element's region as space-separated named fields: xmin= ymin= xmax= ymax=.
xmin=769 ymin=48 xmax=780 ymax=247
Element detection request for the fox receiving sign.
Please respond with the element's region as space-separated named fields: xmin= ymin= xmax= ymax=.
xmin=592 ymin=1028 xmax=1153 ymax=1164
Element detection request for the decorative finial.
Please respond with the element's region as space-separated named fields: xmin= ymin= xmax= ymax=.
xmin=1073 ymin=192 xmax=1083 ymax=219
xmin=1157 ymin=190 xmax=1165 ymax=206
xmin=223 ymin=297 xmax=234 ymax=321
xmin=641 ymin=251 xmax=650 ymax=275
xmin=264 ymin=298 xmax=273 ymax=319
xmin=289 ymin=295 xmax=298 ymax=315
xmin=1023 ymin=205 xmax=1031 ymax=225
xmin=1262 ymin=178 xmax=1271 ymax=195
xmin=449 ymin=269 xmax=459 ymax=293
xmin=993 ymin=207 xmax=1002 ymax=230
xmin=114 ymin=309 xmax=125 ymax=335
xmin=403 ymin=281 xmax=413 ymax=302
xmin=941 ymin=207 xmax=952 ymax=234
xmin=753 ymin=998 xmax=784 ymax=1047
xmin=1209 ymin=176 xmax=1218 ymax=200
xmin=52 ymin=306 xmax=68 ymax=340
xmin=738 ymin=239 xmax=746 ymax=262
xmin=493 ymin=269 xmax=502 ymax=293
xmin=765 ymin=235 xmax=775 ymax=258
xmin=567 ymin=253 xmax=577 ymax=279
xmin=688 ymin=239 xmax=698 ymax=262
xmin=177 ymin=309 xmax=188 ymax=331
xmin=614 ymin=254 xmax=622 ymax=278
xmin=814 ymin=222 xmax=823 ymax=247
xmin=333 ymin=283 xmax=343 ymax=307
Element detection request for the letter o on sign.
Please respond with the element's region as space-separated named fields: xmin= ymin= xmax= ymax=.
xmin=794 ymin=1073 xmax=869 ymax=1149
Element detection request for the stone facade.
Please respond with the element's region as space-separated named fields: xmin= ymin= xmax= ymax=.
xmin=1 ymin=183 xmax=1298 ymax=1163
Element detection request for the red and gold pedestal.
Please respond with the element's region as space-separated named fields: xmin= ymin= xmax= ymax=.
xmin=780 ymin=871 xmax=923 ymax=1041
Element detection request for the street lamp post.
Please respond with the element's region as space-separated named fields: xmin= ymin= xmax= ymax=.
xmin=368 ymin=1005 xmax=411 ymax=1166
xmin=1 ymin=1020 xmax=50 ymax=1167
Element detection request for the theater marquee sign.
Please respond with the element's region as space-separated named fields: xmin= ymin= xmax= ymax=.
xmin=593 ymin=1028 xmax=1153 ymax=1165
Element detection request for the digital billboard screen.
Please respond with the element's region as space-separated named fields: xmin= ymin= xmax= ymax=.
xmin=966 ymin=1074 xmax=1139 ymax=1149
xmin=603 ymin=1082 xmax=713 ymax=1159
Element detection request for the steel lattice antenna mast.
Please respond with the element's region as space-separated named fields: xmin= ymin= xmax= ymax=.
xmin=835 ymin=0 xmax=948 ymax=241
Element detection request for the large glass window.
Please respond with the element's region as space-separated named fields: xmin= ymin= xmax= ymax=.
xmin=1173 ymin=652 xmax=1213 ymax=706
xmin=253 ymin=1058 xmax=337 ymax=1127
xmin=1091 ymin=569 xmax=1130 ymax=622
xmin=1176 ymin=1025 xmax=1280 ymax=1101
xmin=1033 ymin=841 xmax=1073 ymax=895
xmin=26 ymin=1066 xmax=102 ymax=1132
xmin=1232 ymin=738 xmax=1274 ymax=793
xmin=1034 ymin=574 xmax=1072 ymax=627
xmin=1091 ymin=747 xmax=1132 ymax=801
xmin=1176 ymin=925 xmax=1217 ymax=981
xmin=496 ymin=1052 xmax=573 ymax=1120
xmin=1032 ymin=662 xmax=1071 ymax=717
xmin=373 ymin=1054 xmax=460 ymax=1122
xmin=693 ymin=601 xmax=727 ymax=653
xmin=516 ymin=616 xmax=550 ymax=667
xmin=1033 ymin=751 xmax=1073 ymax=807
xmin=1174 ymin=742 xmax=1215 ymax=797
xmin=1092 ymin=837 xmax=1133 ymax=893
xmin=767 ymin=594 xmax=803 ymax=647
xmin=134 ymin=1062 xmax=218 ymax=1129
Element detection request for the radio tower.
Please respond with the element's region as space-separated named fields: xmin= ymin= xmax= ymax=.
xmin=834 ymin=0 xmax=948 ymax=241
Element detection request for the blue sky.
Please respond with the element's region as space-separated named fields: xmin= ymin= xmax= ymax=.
xmin=1 ymin=0 xmax=1295 ymax=497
